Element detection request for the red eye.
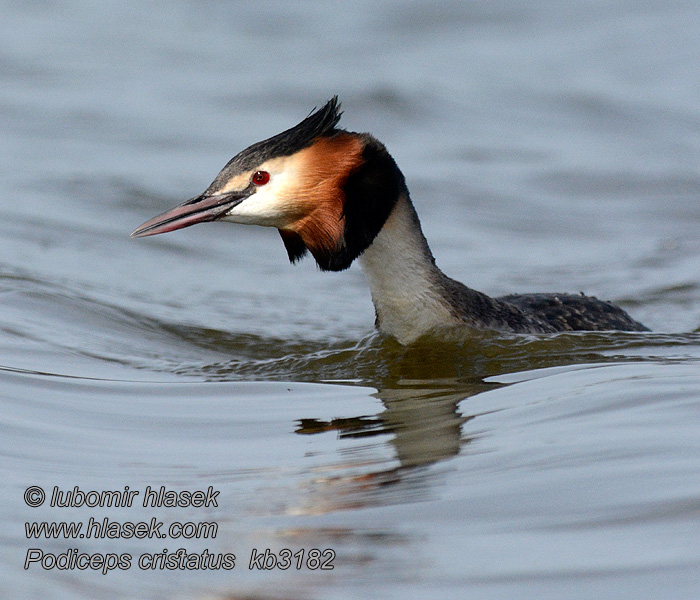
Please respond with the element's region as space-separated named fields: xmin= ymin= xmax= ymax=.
xmin=252 ymin=170 xmax=270 ymax=185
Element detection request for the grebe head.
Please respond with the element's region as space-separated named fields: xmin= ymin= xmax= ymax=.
xmin=131 ymin=97 xmax=407 ymax=271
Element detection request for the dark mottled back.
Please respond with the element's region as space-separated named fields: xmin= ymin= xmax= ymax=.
xmin=497 ymin=292 xmax=649 ymax=332
xmin=436 ymin=270 xmax=648 ymax=333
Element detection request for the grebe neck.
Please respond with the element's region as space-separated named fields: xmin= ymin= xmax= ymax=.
xmin=358 ymin=195 xmax=458 ymax=344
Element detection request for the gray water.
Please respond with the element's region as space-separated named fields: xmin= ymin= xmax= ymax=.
xmin=2 ymin=1 xmax=700 ymax=599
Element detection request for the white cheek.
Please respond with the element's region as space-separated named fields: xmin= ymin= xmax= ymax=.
xmin=222 ymin=172 xmax=296 ymax=228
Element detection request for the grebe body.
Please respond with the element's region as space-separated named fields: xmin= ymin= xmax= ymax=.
xmin=132 ymin=97 xmax=647 ymax=344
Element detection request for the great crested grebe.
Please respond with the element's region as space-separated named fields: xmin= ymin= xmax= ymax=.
xmin=131 ymin=97 xmax=648 ymax=344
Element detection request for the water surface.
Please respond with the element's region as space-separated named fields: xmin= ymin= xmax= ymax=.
xmin=2 ymin=1 xmax=700 ymax=599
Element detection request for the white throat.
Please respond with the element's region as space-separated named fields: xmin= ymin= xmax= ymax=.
xmin=358 ymin=196 xmax=457 ymax=344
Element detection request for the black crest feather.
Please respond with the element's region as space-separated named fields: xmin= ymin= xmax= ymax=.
xmin=209 ymin=97 xmax=342 ymax=191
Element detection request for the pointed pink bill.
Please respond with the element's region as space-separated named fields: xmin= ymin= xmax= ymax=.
xmin=130 ymin=192 xmax=245 ymax=238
